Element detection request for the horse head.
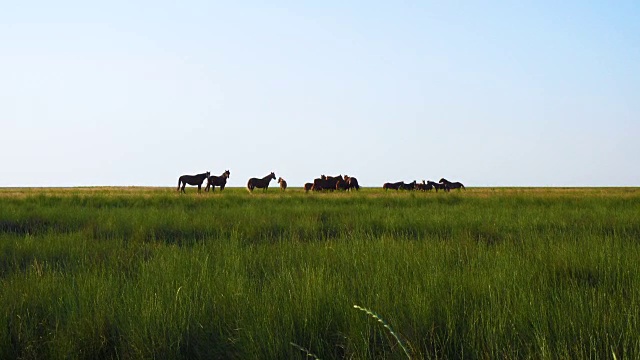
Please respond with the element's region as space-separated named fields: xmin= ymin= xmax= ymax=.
xmin=270 ymin=172 xmax=276 ymax=180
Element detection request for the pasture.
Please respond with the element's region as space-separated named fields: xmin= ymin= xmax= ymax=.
xmin=1 ymin=187 xmax=639 ymax=359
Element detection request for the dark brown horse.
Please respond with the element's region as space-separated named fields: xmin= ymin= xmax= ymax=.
xmin=399 ymin=180 xmax=417 ymax=190
xmin=383 ymin=181 xmax=403 ymax=190
xmin=415 ymin=180 xmax=433 ymax=191
xmin=439 ymin=178 xmax=465 ymax=191
xmin=205 ymin=170 xmax=230 ymax=192
xmin=343 ymin=175 xmax=360 ymax=191
xmin=278 ymin=177 xmax=287 ymax=191
xmin=304 ymin=183 xmax=313 ymax=192
xmin=427 ymin=180 xmax=446 ymax=192
xmin=313 ymin=175 xmax=342 ymax=191
xmin=335 ymin=177 xmax=348 ymax=190
xmin=177 ymin=171 xmax=210 ymax=193
xmin=247 ymin=172 xmax=276 ymax=192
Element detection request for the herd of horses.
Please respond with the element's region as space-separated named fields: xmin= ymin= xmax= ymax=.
xmin=177 ymin=171 xmax=464 ymax=193
xmin=383 ymin=178 xmax=465 ymax=192
xmin=304 ymin=174 xmax=361 ymax=192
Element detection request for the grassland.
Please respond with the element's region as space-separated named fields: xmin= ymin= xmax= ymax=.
xmin=1 ymin=187 xmax=639 ymax=359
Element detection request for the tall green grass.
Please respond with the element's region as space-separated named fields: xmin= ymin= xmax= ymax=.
xmin=1 ymin=187 xmax=639 ymax=359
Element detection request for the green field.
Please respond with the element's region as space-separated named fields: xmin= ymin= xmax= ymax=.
xmin=1 ymin=187 xmax=639 ymax=359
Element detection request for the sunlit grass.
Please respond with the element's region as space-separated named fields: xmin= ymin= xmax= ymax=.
xmin=1 ymin=187 xmax=639 ymax=358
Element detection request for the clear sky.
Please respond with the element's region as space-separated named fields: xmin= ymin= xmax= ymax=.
xmin=2 ymin=1 xmax=639 ymax=187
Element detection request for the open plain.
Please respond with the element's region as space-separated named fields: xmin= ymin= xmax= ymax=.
xmin=1 ymin=187 xmax=639 ymax=359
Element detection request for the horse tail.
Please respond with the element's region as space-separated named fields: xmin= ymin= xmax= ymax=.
xmin=246 ymin=179 xmax=253 ymax=192
xmin=177 ymin=176 xmax=182 ymax=191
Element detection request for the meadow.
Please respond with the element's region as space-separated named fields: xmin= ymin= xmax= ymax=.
xmin=1 ymin=187 xmax=639 ymax=359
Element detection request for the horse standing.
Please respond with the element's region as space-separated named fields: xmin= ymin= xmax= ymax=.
xmin=343 ymin=175 xmax=360 ymax=191
xmin=278 ymin=177 xmax=287 ymax=191
xmin=383 ymin=181 xmax=403 ymax=190
xmin=177 ymin=171 xmax=210 ymax=193
xmin=439 ymin=178 xmax=465 ymax=191
xmin=313 ymin=175 xmax=342 ymax=191
xmin=399 ymin=180 xmax=417 ymax=190
xmin=304 ymin=183 xmax=313 ymax=192
xmin=247 ymin=172 xmax=276 ymax=192
xmin=205 ymin=170 xmax=231 ymax=192
xmin=335 ymin=177 xmax=349 ymax=191
xmin=415 ymin=180 xmax=433 ymax=191
xmin=427 ymin=180 xmax=446 ymax=192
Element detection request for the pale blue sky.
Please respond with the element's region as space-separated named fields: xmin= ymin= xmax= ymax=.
xmin=2 ymin=1 xmax=638 ymax=187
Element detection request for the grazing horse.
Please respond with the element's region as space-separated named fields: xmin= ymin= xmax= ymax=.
xmin=439 ymin=178 xmax=465 ymax=191
xmin=383 ymin=181 xmax=403 ymax=190
xmin=415 ymin=180 xmax=433 ymax=191
xmin=313 ymin=174 xmax=342 ymax=191
xmin=427 ymin=180 xmax=446 ymax=192
xmin=343 ymin=175 xmax=360 ymax=191
xmin=278 ymin=177 xmax=287 ymax=191
xmin=205 ymin=170 xmax=230 ymax=192
xmin=325 ymin=175 xmax=343 ymax=189
xmin=399 ymin=180 xmax=417 ymax=190
xmin=335 ymin=177 xmax=349 ymax=191
xmin=312 ymin=176 xmax=326 ymax=191
xmin=304 ymin=183 xmax=313 ymax=192
xmin=247 ymin=172 xmax=276 ymax=192
xmin=177 ymin=171 xmax=210 ymax=193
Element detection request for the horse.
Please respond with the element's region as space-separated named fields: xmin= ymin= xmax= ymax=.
xmin=312 ymin=176 xmax=327 ymax=191
xmin=325 ymin=175 xmax=343 ymax=188
xmin=399 ymin=180 xmax=417 ymax=190
xmin=205 ymin=170 xmax=230 ymax=192
xmin=247 ymin=172 xmax=276 ymax=192
xmin=427 ymin=180 xmax=446 ymax=192
xmin=335 ymin=177 xmax=349 ymax=191
xmin=278 ymin=177 xmax=287 ymax=191
xmin=313 ymin=175 xmax=342 ymax=191
xmin=177 ymin=171 xmax=210 ymax=193
xmin=304 ymin=183 xmax=313 ymax=192
xmin=344 ymin=175 xmax=360 ymax=191
xmin=439 ymin=178 xmax=465 ymax=191
xmin=415 ymin=180 xmax=433 ymax=191
xmin=383 ymin=181 xmax=403 ymax=190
